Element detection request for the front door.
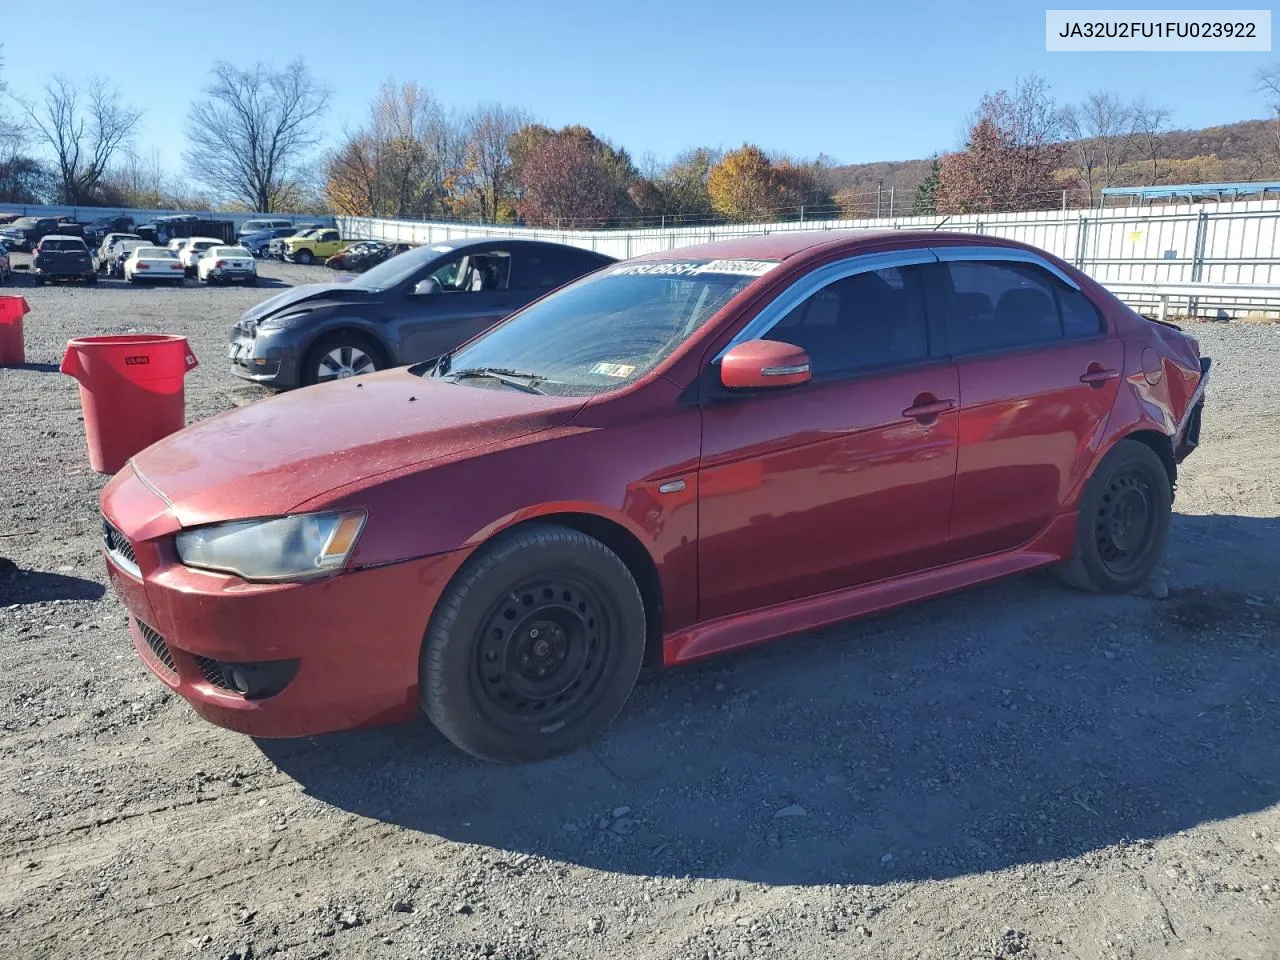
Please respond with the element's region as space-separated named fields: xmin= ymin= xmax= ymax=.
xmin=697 ymin=261 xmax=959 ymax=622
xmin=395 ymin=248 xmax=521 ymax=363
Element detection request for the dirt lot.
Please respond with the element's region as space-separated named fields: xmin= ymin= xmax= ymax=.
xmin=1 ymin=257 xmax=1278 ymax=960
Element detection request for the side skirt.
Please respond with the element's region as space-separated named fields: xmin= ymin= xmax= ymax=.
xmin=663 ymin=512 xmax=1077 ymax=666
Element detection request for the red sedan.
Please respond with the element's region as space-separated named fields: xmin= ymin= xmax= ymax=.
xmin=100 ymin=230 xmax=1210 ymax=762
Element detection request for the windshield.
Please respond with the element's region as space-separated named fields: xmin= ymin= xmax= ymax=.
xmin=11 ymin=218 xmax=39 ymax=229
xmin=437 ymin=258 xmax=779 ymax=397
xmin=348 ymin=245 xmax=432 ymax=291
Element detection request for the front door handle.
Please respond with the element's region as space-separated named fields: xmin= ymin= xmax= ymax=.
xmin=1080 ymin=366 xmax=1120 ymax=387
xmin=902 ymin=397 xmax=956 ymax=422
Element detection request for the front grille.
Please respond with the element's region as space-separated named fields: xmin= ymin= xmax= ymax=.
xmin=194 ymin=655 xmax=236 ymax=691
xmin=136 ymin=620 xmax=178 ymax=676
xmin=103 ymin=518 xmax=140 ymax=576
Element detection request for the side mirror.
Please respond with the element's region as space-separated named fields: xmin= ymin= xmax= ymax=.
xmin=719 ymin=339 xmax=812 ymax=390
xmin=412 ymin=277 xmax=442 ymax=296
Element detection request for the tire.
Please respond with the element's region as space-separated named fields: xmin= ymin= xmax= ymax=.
xmin=1054 ymin=439 xmax=1172 ymax=593
xmin=300 ymin=332 xmax=386 ymax=386
xmin=295 ymin=249 xmax=313 ymax=265
xmin=421 ymin=523 xmax=646 ymax=762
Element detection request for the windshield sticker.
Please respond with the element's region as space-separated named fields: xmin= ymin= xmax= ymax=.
xmin=607 ymin=259 xmax=779 ymax=278
xmin=590 ymin=361 xmax=636 ymax=378
xmin=691 ymin=259 xmax=779 ymax=277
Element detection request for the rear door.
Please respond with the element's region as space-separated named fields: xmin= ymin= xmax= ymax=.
xmin=391 ymin=247 xmax=520 ymax=363
xmin=929 ymin=251 xmax=1123 ymax=558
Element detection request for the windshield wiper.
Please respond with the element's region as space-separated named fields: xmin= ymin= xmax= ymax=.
xmin=447 ymin=367 xmax=546 ymax=395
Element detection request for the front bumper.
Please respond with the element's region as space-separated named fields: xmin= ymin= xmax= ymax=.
xmin=227 ymin=322 xmax=301 ymax=387
xmin=101 ymin=472 xmax=466 ymax=737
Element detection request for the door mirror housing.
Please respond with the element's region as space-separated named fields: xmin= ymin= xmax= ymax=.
xmin=719 ymin=339 xmax=812 ymax=390
xmin=412 ymin=277 xmax=443 ymax=297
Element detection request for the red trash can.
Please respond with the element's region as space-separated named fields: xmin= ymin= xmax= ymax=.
xmin=60 ymin=334 xmax=199 ymax=474
xmin=0 ymin=295 xmax=29 ymax=366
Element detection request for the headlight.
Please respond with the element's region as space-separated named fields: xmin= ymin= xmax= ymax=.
xmin=258 ymin=309 xmax=316 ymax=329
xmin=174 ymin=510 xmax=365 ymax=581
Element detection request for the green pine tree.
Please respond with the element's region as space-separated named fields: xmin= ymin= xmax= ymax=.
xmin=913 ymin=156 xmax=941 ymax=215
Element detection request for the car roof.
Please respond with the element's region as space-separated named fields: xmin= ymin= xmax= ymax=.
xmin=411 ymin=236 xmax=614 ymax=259
xmin=627 ymin=229 xmax=1037 ymax=263
xmin=185 ymin=236 xmax=223 ymax=243
xmin=40 ymin=234 xmax=85 ymax=242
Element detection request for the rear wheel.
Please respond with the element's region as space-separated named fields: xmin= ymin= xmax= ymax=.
xmin=1055 ymin=439 xmax=1172 ymax=593
xmin=301 ymin=332 xmax=385 ymax=386
xmin=421 ymin=523 xmax=646 ymax=762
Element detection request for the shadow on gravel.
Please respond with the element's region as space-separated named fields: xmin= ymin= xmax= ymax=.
xmin=261 ymin=513 xmax=1280 ymax=886
xmin=0 ymin=568 xmax=106 ymax=604
xmin=3 ymin=362 xmax=60 ymax=373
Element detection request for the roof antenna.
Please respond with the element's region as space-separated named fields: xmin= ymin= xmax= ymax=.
xmin=932 ymin=215 xmax=953 ymax=231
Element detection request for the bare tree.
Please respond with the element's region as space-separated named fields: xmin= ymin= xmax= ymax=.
xmin=1131 ymin=100 xmax=1172 ymax=185
xmin=1060 ymin=92 xmax=1139 ymax=203
xmin=18 ymin=75 xmax=141 ymax=204
xmin=1254 ymin=64 xmax=1280 ymax=175
xmin=461 ymin=104 xmax=531 ymax=222
xmin=186 ymin=60 xmax=330 ymax=212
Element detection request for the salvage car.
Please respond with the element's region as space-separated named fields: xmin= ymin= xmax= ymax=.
xmin=32 ymin=235 xmax=96 ymax=284
xmin=123 ymin=246 xmax=187 ymax=284
xmin=280 ymin=227 xmax=350 ymax=264
xmin=227 ymin=237 xmax=614 ymax=387
xmin=2 ymin=216 xmax=62 ymax=251
xmin=177 ymin=237 xmax=223 ymax=275
xmin=101 ymin=231 xmax=1210 ymax=762
xmin=0 ymin=245 xmax=10 ymax=284
xmin=98 ymin=232 xmax=143 ymax=267
xmin=104 ymin=239 xmax=149 ymax=278
xmin=197 ymin=245 xmax=257 ymax=285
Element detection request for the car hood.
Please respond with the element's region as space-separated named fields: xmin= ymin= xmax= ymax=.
xmin=240 ymin=282 xmax=375 ymax=323
xmin=128 ymin=368 xmax=586 ymax=527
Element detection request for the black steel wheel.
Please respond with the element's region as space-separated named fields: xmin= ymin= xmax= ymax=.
xmin=471 ymin=575 xmax=616 ymax=732
xmin=421 ymin=523 xmax=646 ymax=762
xmin=1055 ymin=439 xmax=1171 ymax=593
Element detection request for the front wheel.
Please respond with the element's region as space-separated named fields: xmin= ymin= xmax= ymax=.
xmin=1055 ymin=439 xmax=1172 ymax=593
xmin=295 ymin=249 xmax=313 ymax=265
xmin=421 ymin=523 xmax=646 ymax=762
xmin=301 ymin=333 xmax=384 ymax=386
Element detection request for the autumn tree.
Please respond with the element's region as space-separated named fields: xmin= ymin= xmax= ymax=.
xmin=707 ymin=144 xmax=783 ymax=220
xmin=517 ymin=134 xmax=617 ymax=227
xmin=937 ymin=77 xmax=1068 ymax=214
xmin=457 ymin=104 xmax=530 ymax=222
xmin=186 ymin=60 xmax=330 ymax=212
xmin=18 ymin=75 xmax=142 ymax=204
xmin=325 ymin=81 xmax=458 ymax=218
xmin=774 ymin=155 xmax=837 ymax=215
xmin=1060 ymin=91 xmax=1139 ymax=202
xmin=659 ymin=148 xmax=717 ymax=219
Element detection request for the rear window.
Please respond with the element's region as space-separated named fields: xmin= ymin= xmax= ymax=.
xmin=40 ymin=238 xmax=87 ymax=251
xmin=136 ymin=247 xmax=176 ymax=258
xmin=214 ymin=247 xmax=251 ymax=258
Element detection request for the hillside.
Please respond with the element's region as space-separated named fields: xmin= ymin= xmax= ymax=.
xmin=826 ymin=117 xmax=1280 ymax=204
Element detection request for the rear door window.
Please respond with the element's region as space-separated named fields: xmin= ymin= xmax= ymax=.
xmin=937 ymin=261 xmax=1064 ymax=354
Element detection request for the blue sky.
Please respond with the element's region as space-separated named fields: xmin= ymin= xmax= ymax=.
xmin=0 ymin=0 xmax=1274 ymax=174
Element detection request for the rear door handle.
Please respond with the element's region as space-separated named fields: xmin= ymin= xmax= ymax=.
xmin=1080 ymin=368 xmax=1120 ymax=386
xmin=902 ymin=398 xmax=956 ymax=420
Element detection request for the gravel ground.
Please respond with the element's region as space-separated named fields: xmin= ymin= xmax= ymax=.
xmin=1 ymin=257 xmax=1278 ymax=960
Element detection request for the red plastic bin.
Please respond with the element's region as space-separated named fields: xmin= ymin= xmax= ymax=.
xmin=0 ymin=295 xmax=30 ymax=366
xmin=60 ymin=334 xmax=199 ymax=474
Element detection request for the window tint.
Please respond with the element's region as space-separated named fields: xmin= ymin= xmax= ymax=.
xmin=766 ymin=265 xmax=930 ymax=376
xmin=1056 ymin=284 xmax=1105 ymax=338
xmin=511 ymin=248 xmax=601 ymax=289
xmin=939 ymin=261 xmax=1079 ymax=353
xmin=320 ymin=230 xmax=339 ymax=242
xmin=426 ymin=251 xmax=511 ymax=292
